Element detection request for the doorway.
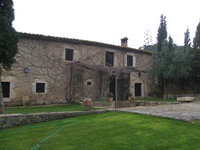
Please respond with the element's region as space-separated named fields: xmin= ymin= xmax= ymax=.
xmin=135 ymin=83 xmax=142 ymax=97
xmin=109 ymin=77 xmax=116 ymax=100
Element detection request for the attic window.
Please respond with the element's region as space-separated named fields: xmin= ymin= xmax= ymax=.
xmin=65 ymin=49 xmax=74 ymax=61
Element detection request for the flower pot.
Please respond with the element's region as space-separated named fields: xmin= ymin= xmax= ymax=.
xmin=107 ymin=97 xmax=113 ymax=102
xmin=128 ymin=96 xmax=132 ymax=100
xmin=83 ymin=98 xmax=93 ymax=111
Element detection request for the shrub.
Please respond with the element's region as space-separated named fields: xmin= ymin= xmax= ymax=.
xmin=148 ymin=91 xmax=164 ymax=98
xmin=107 ymin=92 xmax=114 ymax=98
xmin=128 ymin=92 xmax=132 ymax=97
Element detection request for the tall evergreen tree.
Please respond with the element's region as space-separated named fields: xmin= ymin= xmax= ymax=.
xmin=154 ymin=14 xmax=168 ymax=92
xmin=184 ymin=28 xmax=191 ymax=51
xmin=162 ymin=36 xmax=175 ymax=98
xmin=0 ymin=0 xmax=19 ymax=113
xmin=168 ymin=36 xmax=174 ymax=51
xmin=151 ymin=15 xmax=191 ymax=98
xmin=191 ymin=21 xmax=200 ymax=89
xmin=157 ymin=14 xmax=167 ymax=52
xmin=193 ymin=21 xmax=200 ymax=50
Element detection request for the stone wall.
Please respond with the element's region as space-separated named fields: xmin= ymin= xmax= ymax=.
xmin=130 ymin=72 xmax=155 ymax=98
xmin=93 ymin=101 xmax=116 ymax=108
xmin=0 ymin=100 xmax=179 ymax=129
xmin=116 ymin=100 xmax=179 ymax=108
xmin=93 ymin=100 xmax=178 ymax=108
xmin=168 ymin=94 xmax=200 ymax=100
xmin=0 ymin=110 xmax=109 ymax=129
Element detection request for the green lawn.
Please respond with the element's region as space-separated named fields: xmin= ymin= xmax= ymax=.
xmin=4 ymin=104 xmax=96 ymax=114
xmin=132 ymin=98 xmax=177 ymax=102
xmin=1 ymin=112 xmax=200 ymax=150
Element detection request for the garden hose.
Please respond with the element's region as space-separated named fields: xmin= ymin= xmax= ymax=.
xmin=31 ymin=119 xmax=82 ymax=150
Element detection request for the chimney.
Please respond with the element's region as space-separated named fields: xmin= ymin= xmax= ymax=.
xmin=121 ymin=37 xmax=128 ymax=47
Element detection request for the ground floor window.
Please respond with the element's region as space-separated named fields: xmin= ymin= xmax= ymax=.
xmin=36 ymin=83 xmax=45 ymax=93
xmin=2 ymin=82 xmax=10 ymax=98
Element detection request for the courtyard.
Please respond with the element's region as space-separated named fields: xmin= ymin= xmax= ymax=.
xmin=1 ymin=101 xmax=200 ymax=149
xmin=118 ymin=101 xmax=200 ymax=121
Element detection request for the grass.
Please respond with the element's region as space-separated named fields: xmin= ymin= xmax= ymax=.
xmin=132 ymin=98 xmax=177 ymax=102
xmin=1 ymin=112 xmax=200 ymax=150
xmin=4 ymin=104 xmax=98 ymax=114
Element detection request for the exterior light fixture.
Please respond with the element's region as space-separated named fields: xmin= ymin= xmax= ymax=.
xmin=24 ymin=67 xmax=29 ymax=73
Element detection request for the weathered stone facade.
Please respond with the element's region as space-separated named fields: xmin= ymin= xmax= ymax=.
xmin=2 ymin=33 xmax=154 ymax=105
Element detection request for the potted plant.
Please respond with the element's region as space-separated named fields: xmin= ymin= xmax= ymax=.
xmin=82 ymin=97 xmax=93 ymax=111
xmin=128 ymin=92 xmax=132 ymax=100
xmin=107 ymin=92 xmax=114 ymax=102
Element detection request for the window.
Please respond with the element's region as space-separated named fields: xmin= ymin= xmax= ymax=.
xmin=138 ymin=72 xmax=141 ymax=77
xmin=126 ymin=54 xmax=136 ymax=67
xmin=106 ymin=52 xmax=114 ymax=66
xmin=65 ymin=49 xmax=73 ymax=61
xmin=127 ymin=55 xmax=133 ymax=66
xmin=36 ymin=83 xmax=45 ymax=93
xmin=2 ymin=82 xmax=10 ymax=98
xmin=85 ymin=79 xmax=93 ymax=86
xmin=87 ymin=81 xmax=92 ymax=85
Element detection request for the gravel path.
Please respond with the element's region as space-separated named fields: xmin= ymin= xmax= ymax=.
xmin=117 ymin=102 xmax=200 ymax=121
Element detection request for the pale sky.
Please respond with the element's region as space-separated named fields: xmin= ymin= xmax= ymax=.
xmin=13 ymin=0 xmax=200 ymax=48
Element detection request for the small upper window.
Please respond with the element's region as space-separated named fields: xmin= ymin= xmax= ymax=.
xmin=106 ymin=52 xmax=114 ymax=66
xmin=85 ymin=79 xmax=93 ymax=86
xmin=65 ymin=49 xmax=74 ymax=61
xmin=36 ymin=83 xmax=45 ymax=93
xmin=127 ymin=55 xmax=133 ymax=67
xmin=87 ymin=81 xmax=92 ymax=85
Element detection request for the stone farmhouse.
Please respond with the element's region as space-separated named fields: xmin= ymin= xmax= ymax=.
xmin=2 ymin=33 xmax=154 ymax=105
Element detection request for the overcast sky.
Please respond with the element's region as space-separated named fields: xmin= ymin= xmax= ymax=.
xmin=13 ymin=0 xmax=200 ymax=48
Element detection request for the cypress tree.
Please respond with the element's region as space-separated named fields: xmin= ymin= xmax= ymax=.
xmin=193 ymin=22 xmax=200 ymax=49
xmin=157 ymin=14 xmax=167 ymax=52
xmin=155 ymin=14 xmax=167 ymax=92
xmin=0 ymin=0 xmax=19 ymax=113
xmin=184 ymin=28 xmax=191 ymax=51
xmin=191 ymin=21 xmax=200 ymax=90
xmin=168 ymin=36 xmax=174 ymax=51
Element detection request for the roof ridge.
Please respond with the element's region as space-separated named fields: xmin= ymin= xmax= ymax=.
xmin=19 ymin=32 xmax=152 ymax=55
